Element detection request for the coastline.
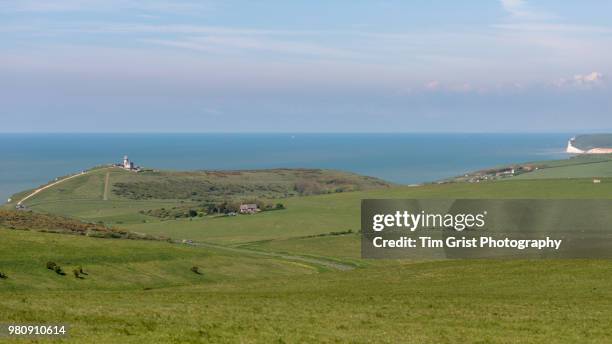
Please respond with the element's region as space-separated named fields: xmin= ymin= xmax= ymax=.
xmin=0 ymin=133 xmax=570 ymax=202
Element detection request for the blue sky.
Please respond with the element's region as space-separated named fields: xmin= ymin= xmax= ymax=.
xmin=1 ymin=0 xmax=611 ymax=132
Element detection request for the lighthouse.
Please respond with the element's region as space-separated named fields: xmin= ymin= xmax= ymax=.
xmin=123 ymin=155 xmax=131 ymax=169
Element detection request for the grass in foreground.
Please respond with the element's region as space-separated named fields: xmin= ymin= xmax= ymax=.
xmin=1 ymin=233 xmax=610 ymax=343
xmin=0 ymin=230 xmax=319 ymax=293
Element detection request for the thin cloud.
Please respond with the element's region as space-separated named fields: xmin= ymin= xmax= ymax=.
xmin=554 ymin=72 xmax=606 ymax=89
xmin=493 ymin=23 xmax=612 ymax=34
xmin=0 ymin=0 xmax=212 ymax=14
xmin=144 ymin=36 xmax=360 ymax=60
xmin=499 ymin=0 xmax=555 ymax=21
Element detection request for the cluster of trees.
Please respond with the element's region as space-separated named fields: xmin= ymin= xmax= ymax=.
xmin=140 ymin=207 xmax=203 ymax=220
xmin=202 ymin=200 xmax=284 ymax=214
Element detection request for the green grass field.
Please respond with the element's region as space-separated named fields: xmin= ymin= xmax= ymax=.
xmin=515 ymin=161 xmax=612 ymax=179
xmin=2 ymin=229 xmax=611 ymax=343
xmin=3 ymin=164 xmax=612 ymax=342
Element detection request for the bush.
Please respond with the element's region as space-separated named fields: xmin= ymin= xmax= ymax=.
xmin=73 ymin=269 xmax=80 ymax=278
xmin=77 ymin=265 xmax=87 ymax=275
xmin=53 ymin=265 xmax=65 ymax=276
xmin=191 ymin=266 xmax=202 ymax=275
xmin=275 ymin=203 xmax=285 ymax=209
xmin=46 ymin=261 xmax=57 ymax=270
xmin=0 ymin=272 xmax=7 ymax=279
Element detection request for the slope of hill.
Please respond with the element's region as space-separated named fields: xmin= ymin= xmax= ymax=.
xmin=0 ymin=229 xmax=318 ymax=292
xmin=7 ymin=167 xmax=391 ymax=224
xmin=3 ymin=163 xmax=612 ymax=342
xmin=512 ymin=154 xmax=612 ymax=179
xmin=11 ymin=167 xmax=390 ymax=204
xmin=0 ymin=209 xmax=165 ymax=240
xmin=1 ymin=229 xmax=611 ymax=343
xmin=571 ymin=133 xmax=612 ymax=151
xmin=448 ymin=154 xmax=612 ymax=182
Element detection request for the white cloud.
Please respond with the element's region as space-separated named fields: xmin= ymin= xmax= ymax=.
xmin=500 ymin=0 xmax=528 ymax=17
xmin=499 ymin=0 xmax=555 ymax=21
xmin=554 ymin=72 xmax=606 ymax=88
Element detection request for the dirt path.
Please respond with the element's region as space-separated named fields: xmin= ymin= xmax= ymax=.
xmin=103 ymin=171 xmax=110 ymax=201
xmin=183 ymin=241 xmax=356 ymax=271
xmin=17 ymin=171 xmax=87 ymax=206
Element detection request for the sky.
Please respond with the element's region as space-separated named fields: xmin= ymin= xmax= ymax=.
xmin=1 ymin=0 xmax=611 ymax=133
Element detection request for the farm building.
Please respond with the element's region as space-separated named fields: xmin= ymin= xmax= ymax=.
xmin=239 ymin=204 xmax=259 ymax=214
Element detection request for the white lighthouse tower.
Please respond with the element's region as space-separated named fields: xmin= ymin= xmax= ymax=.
xmin=123 ymin=155 xmax=130 ymax=169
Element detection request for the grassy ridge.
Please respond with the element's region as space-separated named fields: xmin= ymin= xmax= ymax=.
xmin=0 ymin=230 xmax=318 ymax=292
xmin=13 ymin=167 xmax=390 ymax=204
xmin=113 ymin=168 xmax=391 ymax=200
xmin=14 ymin=167 xmax=391 ymax=224
xmin=514 ymin=156 xmax=612 ymax=179
xmin=573 ymin=133 xmax=612 ymax=150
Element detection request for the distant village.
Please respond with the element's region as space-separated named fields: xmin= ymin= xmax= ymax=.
xmin=442 ymin=164 xmax=540 ymax=184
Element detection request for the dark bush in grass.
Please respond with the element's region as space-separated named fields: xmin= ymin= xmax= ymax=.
xmin=0 ymin=272 xmax=7 ymax=279
xmin=77 ymin=265 xmax=87 ymax=275
xmin=190 ymin=266 xmax=202 ymax=275
xmin=46 ymin=261 xmax=57 ymax=270
xmin=73 ymin=269 xmax=80 ymax=278
xmin=53 ymin=265 xmax=65 ymax=276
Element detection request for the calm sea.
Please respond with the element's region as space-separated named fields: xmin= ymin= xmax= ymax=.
xmin=0 ymin=133 xmax=570 ymax=202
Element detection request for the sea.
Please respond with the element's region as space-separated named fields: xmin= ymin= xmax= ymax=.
xmin=0 ymin=133 xmax=571 ymax=202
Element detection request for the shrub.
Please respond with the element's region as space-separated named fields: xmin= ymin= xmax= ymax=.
xmin=73 ymin=269 xmax=80 ymax=278
xmin=46 ymin=261 xmax=57 ymax=270
xmin=0 ymin=272 xmax=7 ymax=279
xmin=191 ymin=266 xmax=202 ymax=275
xmin=275 ymin=203 xmax=285 ymax=209
xmin=53 ymin=265 xmax=65 ymax=276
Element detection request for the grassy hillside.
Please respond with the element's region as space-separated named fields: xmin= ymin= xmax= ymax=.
xmin=9 ymin=167 xmax=391 ymax=223
xmin=1 ymin=230 xmax=610 ymax=343
xmin=4 ymin=164 xmax=612 ymax=342
xmin=113 ymin=168 xmax=390 ymax=200
xmin=572 ymin=133 xmax=612 ymax=150
xmin=446 ymin=154 xmax=612 ymax=182
xmin=124 ymin=178 xmax=612 ymax=246
xmin=11 ymin=167 xmax=390 ymax=204
xmin=514 ymin=155 xmax=612 ymax=179
xmin=0 ymin=209 xmax=164 ymax=240
xmin=0 ymin=229 xmax=320 ymax=292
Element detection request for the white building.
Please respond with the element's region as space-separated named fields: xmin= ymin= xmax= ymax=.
xmin=121 ymin=155 xmax=138 ymax=171
xmin=239 ymin=204 xmax=259 ymax=214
